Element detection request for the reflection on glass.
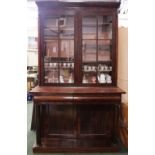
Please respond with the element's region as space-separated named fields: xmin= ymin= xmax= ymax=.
xmin=44 ymin=17 xmax=58 ymax=40
xmin=45 ymin=40 xmax=58 ymax=58
xmin=98 ymin=16 xmax=112 ymax=39
xmin=98 ymin=64 xmax=112 ymax=72
xmin=82 ymin=16 xmax=96 ymax=39
xmin=60 ymin=64 xmax=74 ymax=83
xmin=45 ymin=68 xmax=59 ymax=83
xmin=81 ymin=15 xmax=113 ymax=85
xmin=82 ymin=40 xmax=96 ymax=62
xmin=98 ymin=40 xmax=111 ymax=61
xmin=82 ymin=73 xmax=97 ymax=84
xmin=44 ymin=15 xmax=75 ymax=84
xmin=82 ymin=63 xmax=97 ymax=84
xmin=59 ymin=16 xmax=74 ymax=39
xmin=60 ymin=40 xmax=74 ymax=60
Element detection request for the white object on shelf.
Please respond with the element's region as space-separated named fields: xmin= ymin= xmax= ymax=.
xmin=60 ymin=75 xmax=64 ymax=83
xmin=98 ymin=73 xmax=106 ymax=83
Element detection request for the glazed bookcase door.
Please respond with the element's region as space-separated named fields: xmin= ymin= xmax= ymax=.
xmin=43 ymin=14 xmax=75 ymax=84
xmin=82 ymin=15 xmax=113 ymax=85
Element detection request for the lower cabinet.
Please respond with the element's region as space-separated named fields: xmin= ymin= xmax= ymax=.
xmin=33 ymin=101 xmax=120 ymax=152
xmin=30 ymin=86 xmax=125 ymax=153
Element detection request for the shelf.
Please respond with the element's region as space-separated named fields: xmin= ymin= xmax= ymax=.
xmin=83 ymin=70 xmax=97 ymax=73
xmin=82 ymin=38 xmax=112 ymax=43
xmin=60 ymin=67 xmax=74 ymax=70
xmin=82 ymin=39 xmax=111 ymax=40
xmin=44 ymin=34 xmax=74 ymax=37
xmin=45 ymin=67 xmax=74 ymax=70
xmin=82 ymin=61 xmax=111 ymax=64
xmin=98 ymin=23 xmax=112 ymax=26
xmin=98 ymin=59 xmax=112 ymax=64
xmin=83 ymin=70 xmax=112 ymax=73
xmin=82 ymin=23 xmax=112 ymax=27
xmin=44 ymin=38 xmax=74 ymax=41
xmin=59 ymin=37 xmax=74 ymax=40
xmin=45 ymin=68 xmax=58 ymax=71
xmin=82 ymin=24 xmax=96 ymax=27
xmin=98 ymin=70 xmax=112 ymax=72
xmin=44 ymin=57 xmax=74 ymax=62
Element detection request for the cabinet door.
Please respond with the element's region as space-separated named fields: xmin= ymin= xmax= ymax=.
xmin=78 ymin=104 xmax=115 ymax=136
xmin=41 ymin=104 xmax=76 ymax=137
xmin=82 ymin=15 xmax=113 ymax=85
xmin=43 ymin=13 xmax=75 ymax=84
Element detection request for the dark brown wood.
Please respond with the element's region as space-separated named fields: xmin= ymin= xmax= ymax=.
xmin=36 ymin=0 xmax=120 ymax=9
xmin=36 ymin=104 xmax=41 ymax=146
xmin=31 ymin=103 xmax=36 ymax=130
xmin=34 ymin=95 xmax=74 ymax=103
xmin=31 ymin=86 xmax=124 ymax=152
xmin=112 ymin=10 xmax=118 ymax=86
xmin=33 ymin=145 xmax=119 ymax=153
xmin=30 ymin=86 xmax=125 ymax=94
xmin=31 ymin=0 xmax=123 ymax=153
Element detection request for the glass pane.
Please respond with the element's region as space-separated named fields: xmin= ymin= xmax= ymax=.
xmin=82 ymin=64 xmax=97 ymax=84
xmin=97 ymin=39 xmax=112 ymax=84
xmin=59 ymin=16 xmax=74 ymax=39
xmin=98 ymin=16 xmax=112 ymax=39
xmin=98 ymin=40 xmax=111 ymax=61
xmin=59 ymin=39 xmax=74 ymax=83
xmin=60 ymin=63 xmax=74 ymax=83
xmin=44 ymin=65 xmax=59 ymax=83
xmin=60 ymin=40 xmax=74 ymax=60
xmin=97 ymin=72 xmax=112 ymax=84
xmin=44 ymin=40 xmax=59 ymax=83
xmin=82 ymin=40 xmax=96 ymax=62
xmin=44 ymin=15 xmax=75 ymax=84
xmin=45 ymin=40 xmax=58 ymax=58
xmin=82 ymin=16 xmax=96 ymax=39
xmin=44 ymin=16 xmax=58 ymax=40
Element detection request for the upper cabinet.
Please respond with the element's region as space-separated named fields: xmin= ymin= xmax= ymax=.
xmin=36 ymin=1 xmax=120 ymax=86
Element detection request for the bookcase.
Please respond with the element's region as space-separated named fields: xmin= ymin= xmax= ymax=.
xmin=31 ymin=0 xmax=125 ymax=153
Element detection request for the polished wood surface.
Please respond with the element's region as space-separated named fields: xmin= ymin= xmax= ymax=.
xmin=33 ymin=145 xmax=119 ymax=153
xmin=31 ymin=86 xmax=125 ymax=94
xmin=33 ymin=99 xmax=121 ymax=152
xmin=33 ymin=94 xmax=121 ymax=104
xmin=31 ymin=87 xmax=123 ymax=152
xmin=36 ymin=0 xmax=120 ymax=8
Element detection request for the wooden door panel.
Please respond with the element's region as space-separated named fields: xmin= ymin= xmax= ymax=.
xmin=40 ymin=104 xmax=76 ymax=137
xmin=78 ymin=104 xmax=114 ymax=135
